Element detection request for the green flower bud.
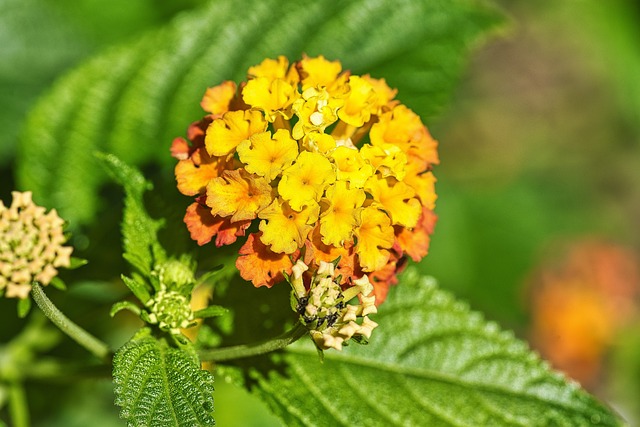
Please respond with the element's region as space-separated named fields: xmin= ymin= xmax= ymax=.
xmin=155 ymin=259 xmax=195 ymax=291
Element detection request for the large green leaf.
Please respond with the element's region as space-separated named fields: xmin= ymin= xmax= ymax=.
xmin=113 ymin=328 xmax=215 ymax=426
xmin=227 ymin=268 xmax=624 ymax=426
xmin=16 ymin=0 xmax=503 ymax=226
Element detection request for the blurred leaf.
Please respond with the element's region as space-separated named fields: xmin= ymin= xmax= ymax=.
xmin=17 ymin=0 xmax=503 ymax=226
xmin=67 ymin=257 xmax=89 ymax=270
xmin=112 ymin=328 xmax=215 ymax=426
xmin=194 ymin=305 xmax=228 ymax=319
xmin=237 ymin=268 xmax=623 ymax=426
xmin=16 ymin=298 xmax=31 ymax=319
xmin=0 ymin=0 xmax=204 ymax=165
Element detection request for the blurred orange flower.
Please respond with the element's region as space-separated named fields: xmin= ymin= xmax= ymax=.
xmin=528 ymin=241 xmax=640 ymax=387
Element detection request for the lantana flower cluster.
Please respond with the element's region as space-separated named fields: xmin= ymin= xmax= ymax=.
xmin=0 ymin=191 xmax=73 ymax=299
xmin=172 ymin=55 xmax=438 ymax=303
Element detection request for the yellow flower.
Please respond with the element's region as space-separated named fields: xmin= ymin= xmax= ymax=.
xmin=360 ymin=143 xmax=407 ymax=180
xmin=404 ymin=164 xmax=437 ymax=210
xmin=354 ymin=206 xmax=395 ymax=272
xmin=237 ymin=129 xmax=298 ymax=181
xmin=301 ymin=131 xmax=336 ymax=154
xmin=278 ymin=151 xmax=336 ymax=211
xmin=206 ymin=170 xmax=273 ymax=222
xmin=291 ymin=87 xmax=343 ymax=140
xmin=361 ymin=75 xmax=397 ymax=110
xmin=365 ymin=176 xmax=421 ymax=228
xmin=298 ymin=55 xmax=346 ymax=94
xmin=258 ymin=199 xmax=319 ymax=254
xmin=319 ymin=181 xmax=365 ymax=246
xmin=330 ymin=146 xmax=374 ymax=188
xmin=248 ymin=56 xmax=298 ymax=82
xmin=338 ymin=76 xmax=377 ymax=127
xmin=370 ymin=105 xmax=439 ymax=168
xmin=205 ymin=110 xmax=267 ymax=156
xmin=243 ymin=78 xmax=299 ymax=122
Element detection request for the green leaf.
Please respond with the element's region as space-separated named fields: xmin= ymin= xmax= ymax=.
xmin=17 ymin=0 xmax=503 ymax=226
xmin=16 ymin=298 xmax=32 ymax=319
xmin=67 ymin=257 xmax=89 ymax=270
xmin=234 ymin=268 xmax=624 ymax=426
xmin=48 ymin=276 xmax=67 ymax=291
xmin=121 ymin=275 xmax=152 ymax=305
xmin=113 ymin=328 xmax=215 ymax=426
xmin=110 ymin=301 xmax=142 ymax=318
xmin=194 ymin=306 xmax=228 ymax=319
xmin=97 ymin=153 xmax=166 ymax=278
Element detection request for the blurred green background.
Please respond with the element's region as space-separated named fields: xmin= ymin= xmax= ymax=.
xmin=1 ymin=0 xmax=639 ymax=425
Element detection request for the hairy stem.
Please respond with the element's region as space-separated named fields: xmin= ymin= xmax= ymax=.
xmin=199 ymin=322 xmax=308 ymax=362
xmin=31 ymin=284 xmax=111 ymax=361
xmin=8 ymin=382 xmax=29 ymax=427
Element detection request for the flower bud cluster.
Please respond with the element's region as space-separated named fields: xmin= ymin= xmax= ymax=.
xmin=0 ymin=192 xmax=72 ymax=299
xmin=141 ymin=259 xmax=198 ymax=334
xmin=146 ymin=287 xmax=195 ymax=334
xmin=290 ymin=259 xmax=378 ymax=351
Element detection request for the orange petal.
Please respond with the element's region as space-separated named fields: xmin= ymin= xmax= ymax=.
xmin=206 ymin=169 xmax=273 ymax=222
xmin=367 ymin=251 xmax=405 ymax=306
xmin=236 ymin=232 xmax=297 ymax=288
xmin=170 ymin=137 xmax=191 ymax=160
xmin=184 ymin=202 xmax=250 ymax=247
xmin=175 ymin=147 xmax=232 ymax=197
xmin=395 ymin=208 xmax=437 ymax=262
xmin=200 ymin=81 xmax=237 ymax=116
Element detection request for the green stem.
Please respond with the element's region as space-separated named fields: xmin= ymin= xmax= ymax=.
xmin=8 ymin=382 xmax=29 ymax=427
xmin=31 ymin=284 xmax=111 ymax=361
xmin=199 ymin=322 xmax=308 ymax=362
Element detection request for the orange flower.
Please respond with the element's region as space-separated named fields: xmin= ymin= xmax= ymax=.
xmin=528 ymin=241 xmax=640 ymax=387
xmin=206 ymin=169 xmax=273 ymax=222
xmin=200 ymin=81 xmax=237 ymax=116
xmin=236 ymin=233 xmax=297 ymax=288
xmin=183 ymin=201 xmax=250 ymax=247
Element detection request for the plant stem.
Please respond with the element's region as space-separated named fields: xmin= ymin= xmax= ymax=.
xmin=199 ymin=322 xmax=308 ymax=362
xmin=8 ymin=382 xmax=29 ymax=427
xmin=31 ymin=284 xmax=111 ymax=361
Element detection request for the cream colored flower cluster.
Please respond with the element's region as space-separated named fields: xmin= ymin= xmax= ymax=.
xmin=0 ymin=192 xmax=72 ymax=299
xmin=289 ymin=259 xmax=378 ymax=351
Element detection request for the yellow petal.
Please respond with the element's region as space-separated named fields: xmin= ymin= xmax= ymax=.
xmin=206 ymin=169 xmax=273 ymax=222
xmin=259 ymin=199 xmax=319 ymax=254
xmin=242 ymin=77 xmax=299 ymax=122
xmin=354 ymin=207 xmax=394 ymax=272
xmin=365 ymin=176 xmax=421 ymax=228
xmin=330 ymin=146 xmax=374 ymax=188
xmin=360 ymin=143 xmax=407 ymax=180
xmin=237 ymin=129 xmax=298 ymax=181
xmin=278 ymin=151 xmax=336 ymax=211
xmin=205 ymin=110 xmax=267 ymax=156
xmin=319 ymin=181 xmax=365 ymax=246
xmin=338 ymin=75 xmax=377 ymax=127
